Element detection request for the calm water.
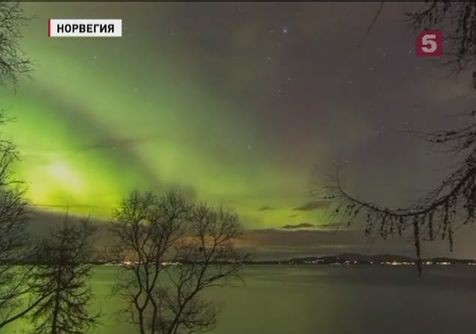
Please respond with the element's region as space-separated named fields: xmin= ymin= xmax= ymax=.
xmin=6 ymin=265 xmax=476 ymax=333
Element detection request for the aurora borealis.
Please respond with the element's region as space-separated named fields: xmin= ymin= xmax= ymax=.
xmin=2 ymin=2 xmax=355 ymax=228
xmin=2 ymin=2 xmax=476 ymax=257
xmin=3 ymin=2 xmax=327 ymax=228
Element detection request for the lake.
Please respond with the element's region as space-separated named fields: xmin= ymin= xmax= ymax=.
xmin=6 ymin=265 xmax=476 ymax=333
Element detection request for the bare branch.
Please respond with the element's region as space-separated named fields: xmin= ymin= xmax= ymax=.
xmin=111 ymin=191 xmax=245 ymax=334
xmin=323 ymin=122 xmax=476 ymax=275
xmin=28 ymin=218 xmax=100 ymax=334
xmin=0 ymin=2 xmax=32 ymax=86
xmin=406 ymin=1 xmax=476 ymax=72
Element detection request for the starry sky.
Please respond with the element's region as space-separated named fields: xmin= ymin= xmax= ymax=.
xmin=2 ymin=2 xmax=476 ymax=258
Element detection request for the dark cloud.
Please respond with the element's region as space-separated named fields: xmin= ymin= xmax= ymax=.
xmin=317 ymin=222 xmax=348 ymax=230
xmin=236 ymin=227 xmax=474 ymax=261
xmin=293 ymin=200 xmax=330 ymax=211
xmin=24 ymin=135 xmax=158 ymax=154
xmin=236 ymin=228 xmax=375 ymax=260
xmin=26 ymin=209 xmax=107 ymax=238
xmin=77 ymin=135 xmax=158 ymax=152
xmin=258 ymin=206 xmax=273 ymax=211
xmin=281 ymin=222 xmax=316 ymax=229
xmin=25 ymin=210 xmax=476 ymax=261
xmin=280 ymin=222 xmax=348 ymax=230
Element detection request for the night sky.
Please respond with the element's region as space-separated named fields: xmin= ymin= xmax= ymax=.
xmin=2 ymin=2 xmax=476 ymax=258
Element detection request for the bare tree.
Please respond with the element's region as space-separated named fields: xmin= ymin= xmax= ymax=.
xmin=0 ymin=112 xmax=46 ymax=328
xmin=0 ymin=1 xmax=36 ymax=324
xmin=0 ymin=1 xmax=31 ymax=85
xmin=112 ymin=191 xmax=244 ymax=334
xmin=322 ymin=88 xmax=476 ymax=276
xmin=0 ymin=187 xmax=36 ymax=328
xmin=29 ymin=218 xmax=100 ymax=334
xmin=155 ymin=204 xmax=244 ymax=334
xmin=112 ymin=191 xmax=190 ymax=334
xmin=321 ymin=2 xmax=476 ymax=275
xmin=324 ymin=122 xmax=475 ymax=274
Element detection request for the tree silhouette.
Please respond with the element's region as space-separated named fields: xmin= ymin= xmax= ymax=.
xmin=322 ymin=2 xmax=476 ymax=274
xmin=154 ymin=204 xmax=243 ymax=334
xmin=111 ymin=191 xmax=244 ymax=334
xmin=0 ymin=112 xmax=44 ymax=328
xmin=29 ymin=218 xmax=100 ymax=334
xmin=0 ymin=1 xmax=40 ymax=328
xmin=112 ymin=191 xmax=189 ymax=334
xmin=0 ymin=2 xmax=31 ymax=85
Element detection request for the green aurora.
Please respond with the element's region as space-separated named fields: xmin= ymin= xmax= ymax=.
xmin=0 ymin=3 xmax=326 ymax=229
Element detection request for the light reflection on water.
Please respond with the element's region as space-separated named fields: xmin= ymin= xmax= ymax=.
xmin=5 ymin=265 xmax=476 ymax=334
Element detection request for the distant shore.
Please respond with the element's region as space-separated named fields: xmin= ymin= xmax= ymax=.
xmin=241 ymin=253 xmax=476 ymax=267
xmin=83 ymin=253 xmax=476 ymax=268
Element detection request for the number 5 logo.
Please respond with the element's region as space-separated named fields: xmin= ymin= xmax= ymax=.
xmin=416 ymin=30 xmax=442 ymax=57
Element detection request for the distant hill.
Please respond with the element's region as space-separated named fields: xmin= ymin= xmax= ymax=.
xmin=245 ymin=253 xmax=476 ymax=266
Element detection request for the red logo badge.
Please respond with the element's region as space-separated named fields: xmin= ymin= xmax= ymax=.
xmin=416 ymin=30 xmax=442 ymax=57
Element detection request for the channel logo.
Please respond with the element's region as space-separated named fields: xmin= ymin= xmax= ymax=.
xmin=416 ymin=30 xmax=442 ymax=57
xmin=48 ymin=19 xmax=122 ymax=38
